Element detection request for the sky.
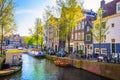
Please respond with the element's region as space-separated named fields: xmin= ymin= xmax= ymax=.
xmin=14 ymin=0 xmax=113 ymax=36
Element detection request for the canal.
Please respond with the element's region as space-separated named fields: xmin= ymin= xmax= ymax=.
xmin=0 ymin=54 xmax=110 ymax=80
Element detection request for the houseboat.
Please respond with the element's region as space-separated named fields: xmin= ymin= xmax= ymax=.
xmin=0 ymin=49 xmax=22 ymax=76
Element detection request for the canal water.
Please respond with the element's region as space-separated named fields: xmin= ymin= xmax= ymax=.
xmin=0 ymin=54 xmax=110 ymax=80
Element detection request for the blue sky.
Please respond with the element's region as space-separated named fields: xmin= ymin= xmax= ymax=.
xmin=14 ymin=0 xmax=113 ymax=36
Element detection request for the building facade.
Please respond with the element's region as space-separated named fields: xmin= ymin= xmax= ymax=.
xmin=9 ymin=34 xmax=23 ymax=48
xmin=93 ymin=0 xmax=120 ymax=55
xmin=68 ymin=10 xmax=96 ymax=54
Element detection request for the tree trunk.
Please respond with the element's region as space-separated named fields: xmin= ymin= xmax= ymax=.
xmin=1 ymin=24 xmax=3 ymax=56
xmin=67 ymin=38 xmax=70 ymax=54
xmin=99 ymin=12 xmax=102 ymax=55
xmin=67 ymin=32 xmax=71 ymax=54
xmin=36 ymin=36 xmax=38 ymax=49
xmin=99 ymin=42 xmax=101 ymax=54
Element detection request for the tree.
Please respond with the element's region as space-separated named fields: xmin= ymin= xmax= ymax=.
xmin=33 ymin=18 xmax=45 ymax=48
xmin=28 ymin=38 xmax=34 ymax=46
xmin=43 ymin=0 xmax=84 ymax=53
xmin=23 ymin=36 xmax=32 ymax=46
xmin=91 ymin=8 xmax=109 ymax=54
xmin=57 ymin=0 xmax=84 ymax=53
xmin=0 ymin=0 xmax=15 ymax=56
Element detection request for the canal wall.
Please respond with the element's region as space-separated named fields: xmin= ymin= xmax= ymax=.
xmin=45 ymin=54 xmax=120 ymax=80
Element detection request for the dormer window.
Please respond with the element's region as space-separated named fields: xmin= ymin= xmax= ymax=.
xmin=116 ymin=2 xmax=120 ymax=13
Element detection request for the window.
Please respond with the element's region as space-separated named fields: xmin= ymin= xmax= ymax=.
xmin=75 ymin=26 xmax=77 ymax=30
xmin=86 ymin=34 xmax=91 ymax=41
xmin=81 ymin=21 xmax=84 ymax=29
xmin=75 ymin=33 xmax=77 ymax=40
xmin=111 ymin=23 xmax=114 ymax=27
xmin=102 ymin=48 xmax=107 ymax=54
xmin=118 ymin=4 xmax=120 ymax=11
xmin=77 ymin=25 xmax=79 ymax=30
xmin=71 ymin=34 xmax=73 ymax=39
xmin=87 ymin=26 xmax=90 ymax=32
xmin=78 ymin=32 xmax=80 ymax=40
xmin=95 ymin=48 xmax=99 ymax=54
xmin=111 ymin=39 xmax=115 ymax=43
xmin=81 ymin=33 xmax=84 ymax=40
xmin=78 ymin=23 xmax=80 ymax=30
xmin=117 ymin=2 xmax=120 ymax=13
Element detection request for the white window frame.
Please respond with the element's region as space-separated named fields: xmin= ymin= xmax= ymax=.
xmin=116 ymin=2 xmax=120 ymax=13
xmin=95 ymin=48 xmax=99 ymax=54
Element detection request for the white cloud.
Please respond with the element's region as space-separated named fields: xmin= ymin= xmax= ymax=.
xmin=84 ymin=0 xmax=113 ymax=12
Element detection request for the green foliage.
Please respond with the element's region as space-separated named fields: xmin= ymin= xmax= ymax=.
xmin=44 ymin=0 xmax=84 ymax=52
xmin=0 ymin=0 xmax=16 ymax=56
xmin=28 ymin=38 xmax=34 ymax=45
xmin=90 ymin=8 xmax=109 ymax=54
xmin=23 ymin=36 xmax=32 ymax=44
xmin=58 ymin=0 xmax=84 ymax=52
xmin=28 ymin=18 xmax=45 ymax=48
xmin=0 ymin=0 xmax=16 ymax=37
xmin=91 ymin=8 xmax=109 ymax=43
xmin=78 ymin=50 xmax=83 ymax=55
xmin=0 ymin=53 xmax=5 ymax=57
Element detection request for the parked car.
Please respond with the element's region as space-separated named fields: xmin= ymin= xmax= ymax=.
xmin=56 ymin=51 xmax=67 ymax=57
xmin=47 ymin=49 xmax=55 ymax=55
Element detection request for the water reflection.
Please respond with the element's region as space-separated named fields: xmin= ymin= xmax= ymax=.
xmin=0 ymin=54 xmax=110 ymax=80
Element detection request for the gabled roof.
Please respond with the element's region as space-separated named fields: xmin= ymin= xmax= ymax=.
xmin=103 ymin=0 xmax=120 ymax=17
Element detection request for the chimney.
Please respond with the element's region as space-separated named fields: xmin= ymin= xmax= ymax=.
xmin=101 ymin=0 xmax=105 ymax=8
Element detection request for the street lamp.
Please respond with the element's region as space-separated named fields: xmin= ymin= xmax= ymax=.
xmin=77 ymin=42 xmax=78 ymax=53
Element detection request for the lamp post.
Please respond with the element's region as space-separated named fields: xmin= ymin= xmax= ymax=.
xmin=77 ymin=42 xmax=78 ymax=53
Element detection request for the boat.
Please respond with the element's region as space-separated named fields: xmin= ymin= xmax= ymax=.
xmin=0 ymin=66 xmax=21 ymax=76
xmin=54 ymin=59 xmax=70 ymax=67
xmin=54 ymin=59 xmax=61 ymax=66
xmin=28 ymin=49 xmax=45 ymax=58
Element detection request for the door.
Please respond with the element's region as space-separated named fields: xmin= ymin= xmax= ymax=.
xmin=12 ymin=55 xmax=18 ymax=65
xmin=112 ymin=43 xmax=115 ymax=53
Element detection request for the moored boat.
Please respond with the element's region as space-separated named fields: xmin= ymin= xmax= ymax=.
xmin=28 ymin=49 xmax=45 ymax=58
xmin=54 ymin=59 xmax=61 ymax=66
xmin=54 ymin=59 xmax=70 ymax=67
xmin=0 ymin=66 xmax=21 ymax=76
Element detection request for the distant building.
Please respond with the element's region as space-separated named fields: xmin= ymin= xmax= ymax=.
xmin=9 ymin=34 xmax=23 ymax=47
xmin=45 ymin=23 xmax=59 ymax=51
